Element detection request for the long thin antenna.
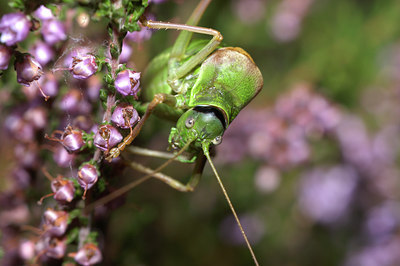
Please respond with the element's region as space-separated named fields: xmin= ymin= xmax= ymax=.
xmin=203 ymin=149 xmax=260 ymax=266
xmin=84 ymin=140 xmax=193 ymax=214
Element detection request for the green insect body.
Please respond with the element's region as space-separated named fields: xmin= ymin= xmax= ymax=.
xmin=142 ymin=39 xmax=263 ymax=157
xmin=100 ymin=1 xmax=263 ymax=264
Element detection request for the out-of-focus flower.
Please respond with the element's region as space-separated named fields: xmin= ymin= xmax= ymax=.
xmin=19 ymin=239 xmax=35 ymax=260
xmin=70 ymin=53 xmax=98 ymax=80
xmin=5 ymin=113 xmax=35 ymax=143
xmin=58 ymin=88 xmax=91 ymax=115
xmin=232 ymin=0 xmax=266 ymax=24
xmin=119 ymin=41 xmax=133 ymax=63
xmin=254 ymin=166 xmax=281 ymax=194
xmin=30 ymin=42 xmax=54 ymax=66
xmin=70 ymin=243 xmax=102 ymax=266
xmin=114 ymin=69 xmax=141 ymax=97
xmin=14 ymin=54 xmax=43 ymax=87
xmin=93 ymin=124 xmax=123 ymax=151
xmin=111 ymin=103 xmax=139 ymax=129
xmin=364 ymin=201 xmax=400 ymax=241
xmin=40 ymin=72 xmax=59 ymax=97
xmin=270 ymin=0 xmax=315 ymax=42
xmin=344 ymin=237 xmax=400 ymax=266
xmin=34 ymin=5 xmax=55 ymax=21
xmin=219 ymin=214 xmax=265 ymax=245
xmin=23 ymin=106 xmax=47 ymax=130
xmin=298 ymin=165 xmax=358 ymax=224
xmin=53 ymin=144 xmax=75 ymax=167
xmin=41 ymin=19 xmax=67 ymax=45
xmin=0 ymin=44 xmax=12 ymax=70
xmin=0 ymin=12 xmax=31 ymax=46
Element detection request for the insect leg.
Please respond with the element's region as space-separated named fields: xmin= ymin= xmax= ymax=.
xmin=106 ymin=93 xmax=178 ymax=161
xmin=126 ymin=153 xmax=206 ymax=192
xmin=140 ymin=1 xmax=223 ymax=84
xmin=126 ymin=146 xmax=194 ymax=162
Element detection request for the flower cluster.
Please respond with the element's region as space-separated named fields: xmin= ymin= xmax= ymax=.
xmin=0 ymin=1 xmax=153 ymax=264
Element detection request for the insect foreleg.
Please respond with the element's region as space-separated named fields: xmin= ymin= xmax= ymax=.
xmin=106 ymin=93 xmax=178 ymax=161
xmin=127 ymin=154 xmax=206 ymax=192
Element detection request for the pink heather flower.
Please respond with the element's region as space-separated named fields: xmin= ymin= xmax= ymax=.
xmin=70 ymin=53 xmax=98 ymax=79
xmin=34 ymin=5 xmax=55 ymax=21
xmin=0 ymin=44 xmax=12 ymax=70
xmin=30 ymin=41 xmax=54 ymax=66
xmin=43 ymin=209 xmax=69 ymax=237
xmin=94 ymin=124 xmax=123 ymax=151
xmin=77 ymin=163 xmax=99 ymax=198
xmin=46 ymin=126 xmax=85 ymax=153
xmin=44 ymin=237 xmax=67 ymax=259
xmin=72 ymin=243 xmax=102 ymax=266
xmin=41 ymin=19 xmax=67 ymax=45
xmin=111 ymin=103 xmax=139 ymax=129
xmin=51 ymin=178 xmax=75 ymax=203
xmin=114 ymin=69 xmax=141 ymax=97
xmin=14 ymin=54 xmax=43 ymax=86
xmin=0 ymin=12 xmax=31 ymax=46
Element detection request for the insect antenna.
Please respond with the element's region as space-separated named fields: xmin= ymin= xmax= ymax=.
xmin=84 ymin=140 xmax=194 ymax=214
xmin=203 ymin=148 xmax=260 ymax=266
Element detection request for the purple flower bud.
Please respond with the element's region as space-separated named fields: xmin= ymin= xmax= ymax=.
xmin=41 ymin=19 xmax=67 ymax=45
xmin=34 ymin=5 xmax=55 ymax=21
xmin=111 ymin=103 xmax=139 ymax=129
xmin=30 ymin=42 xmax=54 ymax=66
xmin=72 ymin=243 xmax=102 ymax=266
xmin=51 ymin=178 xmax=75 ymax=203
xmin=14 ymin=54 xmax=43 ymax=87
xmin=0 ymin=44 xmax=12 ymax=70
xmin=0 ymin=12 xmax=31 ymax=46
xmin=43 ymin=209 xmax=68 ymax=237
xmin=94 ymin=124 xmax=123 ymax=151
xmin=53 ymin=144 xmax=75 ymax=167
xmin=44 ymin=237 xmax=66 ymax=259
xmin=62 ymin=131 xmax=84 ymax=152
xmin=70 ymin=53 xmax=98 ymax=80
xmin=46 ymin=126 xmax=85 ymax=153
xmin=77 ymin=163 xmax=99 ymax=198
xmin=115 ymin=69 xmax=141 ymax=97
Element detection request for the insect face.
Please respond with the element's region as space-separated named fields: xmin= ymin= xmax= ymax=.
xmin=169 ymin=106 xmax=225 ymax=152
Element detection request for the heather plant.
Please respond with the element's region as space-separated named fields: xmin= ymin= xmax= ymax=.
xmin=1 ymin=0 xmax=400 ymax=265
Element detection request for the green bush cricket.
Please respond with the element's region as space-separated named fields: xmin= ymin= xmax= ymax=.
xmin=91 ymin=0 xmax=263 ymax=264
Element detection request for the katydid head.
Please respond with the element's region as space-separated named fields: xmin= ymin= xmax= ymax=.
xmin=169 ymin=106 xmax=226 ymax=152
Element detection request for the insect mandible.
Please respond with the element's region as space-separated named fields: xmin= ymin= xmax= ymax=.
xmin=94 ymin=0 xmax=263 ymax=264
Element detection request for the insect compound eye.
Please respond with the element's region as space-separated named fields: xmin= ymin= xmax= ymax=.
xmin=185 ymin=118 xmax=195 ymax=128
xmin=212 ymin=136 xmax=222 ymax=145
